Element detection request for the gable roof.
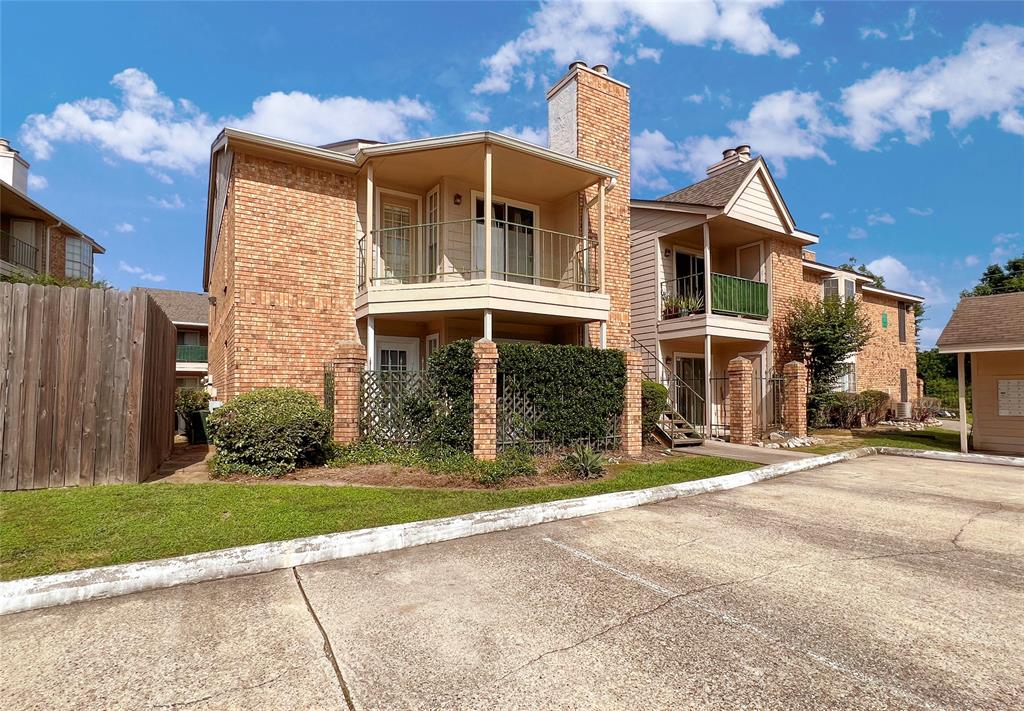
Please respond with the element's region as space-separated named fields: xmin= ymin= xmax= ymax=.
xmin=141 ymin=288 xmax=209 ymax=326
xmin=937 ymin=292 xmax=1024 ymax=352
xmin=656 ymin=159 xmax=759 ymax=208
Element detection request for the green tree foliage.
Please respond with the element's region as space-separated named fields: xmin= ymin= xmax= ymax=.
xmin=641 ymin=380 xmax=669 ymax=438
xmin=961 ymin=255 xmax=1024 ymax=297
xmin=1 ymin=269 xmax=109 ymax=289
xmin=916 ymin=348 xmax=968 ymax=409
xmin=785 ymin=297 xmax=873 ymax=425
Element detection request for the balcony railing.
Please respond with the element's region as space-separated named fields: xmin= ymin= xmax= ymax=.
xmin=1 ymin=230 xmax=38 ymax=273
xmin=661 ymin=272 xmax=768 ymax=320
xmin=176 ymin=344 xmax=208 ymax=362
xmin=359 ymin=218 xmax=599 ymax=293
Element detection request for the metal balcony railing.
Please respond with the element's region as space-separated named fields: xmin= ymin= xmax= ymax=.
xmin=360 ymin=218 xmax=600 ymax=293
xmin=1 ymin=230 xmax=38 ymax=273
xmin=661 ymin=272 xmax=769 ymax=320
xmin=176 ymin=344 xmax=208 ymax=362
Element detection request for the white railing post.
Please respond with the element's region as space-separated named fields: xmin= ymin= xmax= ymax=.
xmin=366 ymin=316 xmax=376 ymax=372
xmin=598 ymin=179 xmax=606 ymax=293
xmin=365 ymin=163 xmax=374 ymax=289
xmin=484 ymin=144 xmax=493 ymax=281
xmin=703 ymin=222 xmax=712 ymax=314
xmin=483 ymin=308 xmax=493 ymax=341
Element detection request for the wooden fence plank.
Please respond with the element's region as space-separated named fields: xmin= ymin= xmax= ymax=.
xmin=107 ymin=292 xmax=132 ymax=484
xmin=122 ymin=291 xmax=147 ymax=483
xmin=0 ymin=284 xmax=27 ymax=491
xmin=0 ymin=285 xmax=12 ymax=485
xmin=64 ymin=288 xmax=92 ymax=486
xmin=93 ymin=288 xmax=120 ymax=485
xmin=79 ymin=288 xmax=106 ymax=486
xmin=50 ymin=287 xmax=76 ymax=487
xmin=34 ymin=286 xmax=61 ymax=489
xmin=18 ymin=285 xmax=44 ymax=490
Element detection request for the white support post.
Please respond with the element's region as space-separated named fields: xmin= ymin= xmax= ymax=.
xmin=365 ymin=163 xmax=374 ymax=290
xmin=957 ymin=352 xmax=968 ymax=453
xmin=366 ymin=316 xmax=376 ymax=372
xmin=598 ymin=179 xmax=606 ymax=293
xmin=702 ymin=222 xmax=712 ymax=314
xmin=483 ymin=309 xmax=493 ymax=341
xmin=599 ymin=321 xmax=607 ymax=349
xmin=484 ymin=144 xmax=493 ymax=281
xmin=704 ymin=334 xmax=712 ymax=439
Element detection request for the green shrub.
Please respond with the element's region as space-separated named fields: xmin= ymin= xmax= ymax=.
xmin=174 ymin=387 xmax=210 ymax=418
xmin=641 ymin=380 xmax=668 ymax=438
xmin=824 ymin=392 xmax=862 ymax=429
xmin=328 ymin=441 xmax=490 ymax=477
xmin=858 ymin=390 xmax=891 ymax=425
xmin=477 ymin=448 xmax=537 ymax=486
xmin=208 ymin=388 xmax=331 ymax=476
xmin=560 ymin=444 xmax=606 ymax=479
xmin=426 ymin=340 xmax=475 ymax=450
xmin=0 ymin=270 xmax=109 ymax=289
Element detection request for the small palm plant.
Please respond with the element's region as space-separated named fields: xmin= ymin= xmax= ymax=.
xmin=561 ymin=444 xmax=606 ymax=479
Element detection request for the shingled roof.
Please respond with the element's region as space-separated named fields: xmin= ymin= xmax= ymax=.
xmin=141 ymin=288 xmax=209 ymax=326
xmin=657 ymin=158 xmax=760 ymax=207
xmin=937 ymin=292 xmax=1024 ymax=351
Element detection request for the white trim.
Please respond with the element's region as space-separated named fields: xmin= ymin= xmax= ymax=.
xmin=861 ymin=284 xmax=925 ymax=303
xmin=425 ymin=333 xmax=440 ymax=360
xmin=722 ymin=158 xmax=796 ymax=233
xmin=470 ymin=189 xmax=541 ymax=283
xmin=375 ymin=187 xmax=422 ymax=281
xmin=938 ymin=343 xmax=1024 ymax=354
xmin=171 ymin=320 xmax=208 ymax=328
xmin=376 ymin=335 xmax=421 ymax=371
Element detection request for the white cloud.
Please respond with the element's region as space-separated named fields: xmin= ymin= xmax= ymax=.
xmin=866 ymin=255 xmax=946 ymax=303
xmin=860 ymin=28 xmax=888 ymax=40
xmin=848 ymin=226 xmax=869 ymax=240
xmin=20 ymin=68 xmax=434 ymax=173
xmin=27 ymin=174 xmax=48 ymax=190
xmin=907 ymin=207 xmax=933 ymax=216
xmin=899 ymin=8 xmax=917 ymax=42
xmin=634 ymin=45 xmax=663 ymax=63
xmin=148 ymin=193 xmax=184 ymax=210
xmin=473 ymin=0 xmax=798 ymax=94
xmin=866 ymin=212 xmax=895 ymax=226
xmin=114 ymin=222 xmax=134 ymax=233
xmin=146 ymin=167 xmax=174 ymax=184
xmin=632 ymin=129 xmax=684 ymax=191
xmin=822 ymin=56 xmax=838 ymax=72
xmin=964 ymin=255 xmax=980 ymax=267
xmin=811 ymin=9 xmax=824 ymax=27
xmin=990 ymin=232 xmax=1022 ymax=263
xmin=820 ymin=211 xmax=834 ymax=220
xmin=466 ymin=105 xmax=491 ymax=123
xmin=499 ymin=125 xmax=548 ymax=146
xmin=118 ymin=260 xmax=166 ymax=283
xmin=841 ymin=24 xmax=1024 ymax=150
xmin=918 ymin=326 xmax=942 ymax=349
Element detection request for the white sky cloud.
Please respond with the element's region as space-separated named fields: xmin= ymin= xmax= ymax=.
xmin=990 ymin=232 xmax=1022 ymax=263
xmin=146 ymin=167 xmax=173 ymax=184
xmin=473 ymin=0 xmax=797 ymax=94
xmin=114 ymin=222 xmax=134 ymax=233
xmin=860 ymin=28 xmax=888 ymax=40
xmin=848 ymin=226 xmax=868 ymax=240
xmin=866 ymin=212 xmax=895 ymax=226
xmin=20 ymin=68 xmax=434 ymax=173
xmin=867 ymin=255 xmax=946 ymax=303
xmin=964 ymin=255 xmax=980 ymax=267
xmin=820 ymin=211 xmax=834 ymax=220
xmin=907 ymin=207 xmax=933 ymax=216
xmin=466 ymin=105 xmax=491 ymax=123
xmin=27 ymin=174 xmax=47 ymax=190
xmin=118 ymin=260 xmax=166 ymax=283
xmin=811 ymin=9 xmax=824 ymax=27
xmin=148 ymin=193 xmax=184 ymax=209
xmin=498 ymin=125 xmax=548 ymax=146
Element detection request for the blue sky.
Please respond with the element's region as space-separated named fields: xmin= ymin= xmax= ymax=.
xmin=3 ymin=1 xmax=1023 ymax=348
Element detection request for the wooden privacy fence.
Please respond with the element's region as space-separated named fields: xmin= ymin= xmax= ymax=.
xmin=0 ymin=284 xmax=176 ymax=490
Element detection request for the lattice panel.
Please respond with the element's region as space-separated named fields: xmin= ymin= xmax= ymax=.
xmin=360 ymin=370 xmax=447 ymax=445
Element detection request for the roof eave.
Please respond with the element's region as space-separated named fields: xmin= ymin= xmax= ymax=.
xmin=861 ymin=284 xmax=925 ymax=303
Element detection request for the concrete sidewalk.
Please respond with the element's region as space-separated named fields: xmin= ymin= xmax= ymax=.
xmin=2 ymin=455 xmax=1021 ymax=710
xmin=683 ymin=438 xmax=813 ymax=465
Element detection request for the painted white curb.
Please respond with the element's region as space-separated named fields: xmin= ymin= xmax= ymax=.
xmin=2 ymin=447 xmax=1019 ymax=616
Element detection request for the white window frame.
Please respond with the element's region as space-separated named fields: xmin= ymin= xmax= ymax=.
xmin=425 ymin=333 xmax=440 ymax=361
xmin=470 ymin=190 xmax=540 ymax=282
xmin=823 ymin=276 xmax=856 ymax=303
xmin=375 ymin=188 xmax=422 ymax=280
xmin=376 ymin=336 xmax=421 ymax=372
xmin=64 ymin=236 xmax=93 ymax=280
xmin=735 ymin=241 xmax=765 ymax=282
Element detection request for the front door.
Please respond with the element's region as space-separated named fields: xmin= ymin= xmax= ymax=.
xmin=377 ymin=338 xmax=420 ymax=372
xmin=674 ymin=355 xmax=705 ymax=426
xmin=378 ymin=196 xmax=418 ymax=282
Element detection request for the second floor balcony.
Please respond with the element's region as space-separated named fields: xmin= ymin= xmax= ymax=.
xmin=176 ymin=344 xmax=208 ymax=363
xmin=1 ymin=229 xmax=38 ymax=274
xmin=661 ymin=272 xmax=769 ymax=321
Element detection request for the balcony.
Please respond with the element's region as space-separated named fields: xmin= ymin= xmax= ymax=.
xmin=176 ymin=344 xmax=208 ymax=362
xmin=1 ymin=230 xmax=37 ymax=273
xmin=661 ymin=273 xmax=768 ymax=320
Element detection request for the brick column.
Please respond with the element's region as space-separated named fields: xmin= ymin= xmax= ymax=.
xmin=727 ymin=357 xmax=753 ymax=445
xmin=783 ymin=360 xmax=808 ymax=437
xmin=473 ymin=340 xmax=499 ymax=461
xmin=620 ymin=350 xmax=643 ymax=456
xmin=331 ymin=342 xmax=366 ymax=443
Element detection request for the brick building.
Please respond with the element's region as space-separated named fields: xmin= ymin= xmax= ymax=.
xmin=630 ymin=147 xmax=922 ymax=439
xmin=203 ymin=63 xmax=633 ymax=450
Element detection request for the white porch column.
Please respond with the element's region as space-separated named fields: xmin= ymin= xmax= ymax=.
xmin=484 ymin=144 xmax=493 ymax=281
xmin=366 ymin=316 xmax=376 ymax=371
xmin=483 ymin=308 xmax=493 ymax=341
xmin=704 ymin=333 xmax=712 ymax=439
xmin=598 ymin=179 xmax=606 ymax=293
xmin=365 ymin=163 xmax=374 ymax=289
xmin=599 ymin=321 xmax=607 ymax=349
xmin=958 ymin=352 xmax=968 ymax=453
xmin=702 ymin=222 xmax=712 ymax=314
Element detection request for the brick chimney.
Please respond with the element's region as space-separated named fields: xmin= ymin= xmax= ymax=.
xmin=546 ymin=62 xmax=631 ymax=348
xmin=706 ymin=143 xmax=752 ymax=177
xmin=0 ymin=138 xmax=30 ymax=193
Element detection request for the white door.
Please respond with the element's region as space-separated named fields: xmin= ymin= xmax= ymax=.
xmin=377 ymin=337 xmax=420 ymax=372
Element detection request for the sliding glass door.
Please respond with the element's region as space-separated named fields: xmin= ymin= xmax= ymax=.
xmin=474 ymin=199 xmax=535 ymax=283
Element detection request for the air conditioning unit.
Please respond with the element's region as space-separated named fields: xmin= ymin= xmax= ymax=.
xmin=896 ymin=401 xmax=913 ymax=420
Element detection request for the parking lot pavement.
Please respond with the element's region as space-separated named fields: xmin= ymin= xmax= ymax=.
xmin=2 ymin=455 xmax=1022 ymax=710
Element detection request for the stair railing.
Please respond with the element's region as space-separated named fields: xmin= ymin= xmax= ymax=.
xmin=629 ymin=336 xmax=705 ymax=440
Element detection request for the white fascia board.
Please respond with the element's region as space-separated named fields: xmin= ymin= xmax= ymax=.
xmin=937 ymin=343 xmax=1024 ymax=354
xmin=861 ymin=284 xmax=925 ymax=303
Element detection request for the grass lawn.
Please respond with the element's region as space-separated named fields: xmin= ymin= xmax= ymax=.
xmin=0 ymin=455 xmax=756 ymax=581
xmin=802 ymin=426 xmax=961 ymax=455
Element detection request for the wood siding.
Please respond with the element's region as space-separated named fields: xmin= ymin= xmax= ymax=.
xmin=971 ymin=351 xmax=1024 ymax=455
xmin=0 ymin=284 xmax=175 ymax=489
xmin=728 ymin=173 xmax=785 ymax=232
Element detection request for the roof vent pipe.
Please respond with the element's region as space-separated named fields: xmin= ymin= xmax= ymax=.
xmin=722 ymin=148 xmax=737 ymax=159
xmin=736 ymin=144 xmax=751 ymax=157
xmin=592 ymin=64 xmax=609 ymax=75
xmin=569 ymin=61 xmax=588 ymax=71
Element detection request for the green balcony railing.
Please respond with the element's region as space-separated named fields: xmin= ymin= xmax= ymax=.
xmin=710 ymin=273 xmax=769 ymax=318
xmin=176 ymin=344 xmax=208 ymax=362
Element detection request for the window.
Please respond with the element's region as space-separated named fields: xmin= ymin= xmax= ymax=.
xmin=474 ymin=198 xmax=535 ymax=283
xmin=65 ymin=237 xmax=93 ymax=280
xmin=823 ymin=277 xmax=840 ymax=301
xmin=379 ymin=349 xmax=408 ymax=372
xmin=425 ymin=333 xmax=440 ymax=361
xmin=380 ymin=203 xmax=413 ymax=280
xmin=898 ymin=301 xmax=907 ymax=344
xmin=823 ymin=276 xmax=856 ymax=303
xmin=426 ymin=188 xmax=439 ymax=278
xmin=844 ymin=278 xmax=856 ymax=302
xmin=900 ymin=368 xmax=909 ymax=402
xmin=834 ymin=362 xmax=857 ymax=393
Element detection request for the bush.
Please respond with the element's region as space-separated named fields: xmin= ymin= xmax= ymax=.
xmin=824 ymin=392 xmax=863 ymax=429
xmin=328 ymin=440 xmax=481 ymax=476
xmin=641 ymin=380 xmax=669 ymax=439
xmin=560 ymin=445 xmax=606 ymax=479
xmin=912 ymin=397 xmax=941 ymax=422
xmin=858 ymin=390 xmax=891 ymax=426
xmin=0 ymin=269 xmax=109 ymax=289
xmin=174 ymin=387 xmax=210 ymax=418
xmin=477 ymin=448 xmax=537 ymax=486
xmin=426 ymin=340 xmax=476 ymax=450
xmin=208 ymin=388 xmax=331 ymax=476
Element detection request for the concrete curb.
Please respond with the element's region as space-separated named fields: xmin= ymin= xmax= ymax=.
xmin=2 ymin=447 xmax=1020 ymax=616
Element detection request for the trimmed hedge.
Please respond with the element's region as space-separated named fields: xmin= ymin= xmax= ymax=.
xmin=426 ymin=340 xmax=476 ymax=450
xmin=207 ymin=388 xmax=332 ymax=476
xmin=641 ymin=380 xmax=669 ymax=438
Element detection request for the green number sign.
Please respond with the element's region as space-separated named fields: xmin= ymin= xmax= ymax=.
xmin=881 ymin=312 xmax=889 ymax=329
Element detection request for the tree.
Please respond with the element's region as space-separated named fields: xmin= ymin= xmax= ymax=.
xmin=786 ymin=297 xmax=873 ymax=424
xmin=961 ymin=255 xmax=1024 ymax=297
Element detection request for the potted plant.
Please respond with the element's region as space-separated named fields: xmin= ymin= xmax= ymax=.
xmin=678 ymin=293 xmax=705 ymax=316
xmin=662 ymin=294 xmax=684 ymax=319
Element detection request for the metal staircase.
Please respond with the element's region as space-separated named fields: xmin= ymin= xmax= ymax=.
xmin=630 ymin=336 xmax=705 ymax=449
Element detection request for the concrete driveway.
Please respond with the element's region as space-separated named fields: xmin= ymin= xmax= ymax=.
xmin=2 ymin=455 xmax=1022 ymax=710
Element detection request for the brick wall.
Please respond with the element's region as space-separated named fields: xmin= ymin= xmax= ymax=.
xmin=208 ymin=152 xmax=359 ymax=402
xmin=767 ymin=238 xmax=809 ymax=369
xmin=857 ymin=291 xmax=917 ymax=398
xmin=574 ymin=69 xmax=631 ymax=349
